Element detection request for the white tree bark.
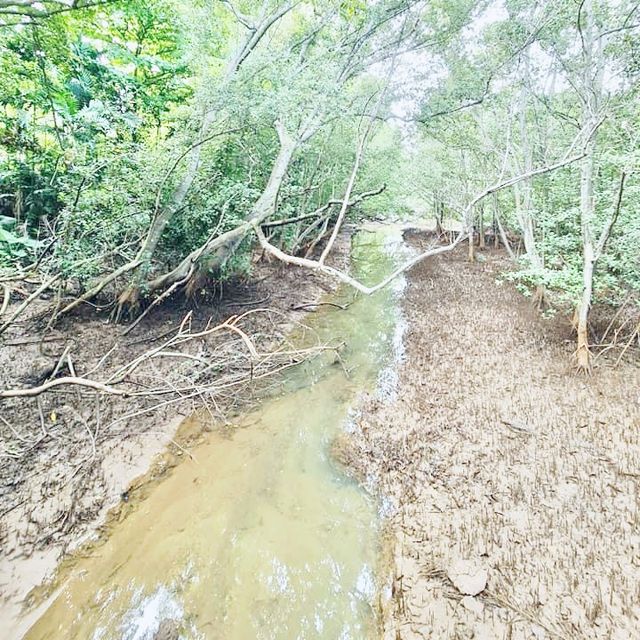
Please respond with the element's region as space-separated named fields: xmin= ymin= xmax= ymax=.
xmin=576 ymin=137 xmax=596 ymax=371
xmin=131 ymin=2 xmax=297 ymax=274
xmin=575 ymin=0 xmax=605 ymax=372
xmin=141 ymin=124 xmax=299 ymax=295
xmin=514 ymin=53 xmax=543 ymax=272
xmin=255 ymin=148 xmax=590 ymax=296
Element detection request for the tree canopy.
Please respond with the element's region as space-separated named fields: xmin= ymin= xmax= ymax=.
xmin=0 ymin=0 xmax=638 ymax=369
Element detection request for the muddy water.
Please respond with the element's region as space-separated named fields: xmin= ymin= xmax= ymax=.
xmin=25 ymin=228 xmax=407 ymax=640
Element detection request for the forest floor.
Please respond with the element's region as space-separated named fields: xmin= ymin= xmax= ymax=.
xmin=346 ymin=232 xmax=640 ymax=640
xmin=0 ymin=235 xmax=350 ymax=636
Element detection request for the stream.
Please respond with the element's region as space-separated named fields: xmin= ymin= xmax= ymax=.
xmin=24 ymin=227 xmax=409 ymax=640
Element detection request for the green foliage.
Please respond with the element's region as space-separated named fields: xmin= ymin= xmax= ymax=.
xmin=0 ymin=0 xmax=190 ymax=228
xmin=410 ymin=0 xmax=640 ymax=318
xmin=0 ymin=0 xmax=636 ymax=319
xmin=0 ymin=215 xmax=41 ymax=265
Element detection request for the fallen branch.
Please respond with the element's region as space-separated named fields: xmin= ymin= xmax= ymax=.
xmin=0 ymin=308 xmax=327 ymax=401
xmin=291 ymin=301 xmax=350 ymax=311
xmin=255 ymin=223 xmax=465 ymax=295
xmin=255 ymin=124 xmax=593 ymax=293
xmin=0 ymin=273 xmax=61 ymax=335
xmin=615 ymin=322 xmax=640 ymax=367
xmin=0 ymin=376 xmax=126 ymax=399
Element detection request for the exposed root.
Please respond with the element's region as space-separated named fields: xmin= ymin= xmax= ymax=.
xmin=116 ymin=283 xmax=142 ymax=313
xmin=575 ymin=326 xmax=593 ymax=374
xmin=121 ymin=267 xmax=194 ymax=336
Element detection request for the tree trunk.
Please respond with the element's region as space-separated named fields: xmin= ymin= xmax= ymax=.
xmin=576 ymin=140 xmax=596 ymax=373
xmin=492 ymin=193 xmax=500 ymax=248
xmin=574 ymin=0 xmax=602 ymax=373
xmin=468 ymin=221 xmax=475 ymax=262
xmin=514 ymin=57 xmax=544 ymax=274
xmin=134 ymin=126 xmax=299 ymax=300
xmin=128 ymin=3 xmax=296 ymax=277
xmin=435 ymin=200 xmax=444 ymax=235
xmin=478 ymin=203 xmax=485 ymax=249
xmin=495 ymin=213 xmax=516 ymax=260
xmin=135 ymin=114 xmax=218 ymax=275
xmin=576 ymin=256 xmax=594 ymax=373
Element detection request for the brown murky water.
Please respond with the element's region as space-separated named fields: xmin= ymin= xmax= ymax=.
xmin=24 ymin=228 xmax=408 ymax=640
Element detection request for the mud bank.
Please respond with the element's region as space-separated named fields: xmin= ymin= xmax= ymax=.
xmin=0 ymin=236 xmax=350 ymax=638
xmin=346 ymin=232 xmax=640 ymax=639
xmin=17 ymin=225 xmax=411 ymax=640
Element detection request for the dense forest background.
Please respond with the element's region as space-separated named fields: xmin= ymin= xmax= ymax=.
xmin=0 ymin=0 xmax=638 ymax=370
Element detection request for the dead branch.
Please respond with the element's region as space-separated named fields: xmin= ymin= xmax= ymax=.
xmin=255 ymin=224 xmax=464 ymax=294
xmin=291 ymin=301 xmax=350 ymax=311
xmin=0 ymin=283 xmax=9 ymax=316
xmin=594 ymin=171 xmax=627 ymax=261
xmin=615 ymin=322 xmax=640 ymax=367
xmin=0 ymin=273 xmax=61 ymax=335
xmin=0 ymin=376 xmax=126 ymax=399
xmin=262 ymin=185 xmax=386 ymax=229
xmin=252 ymin=142 xmax=588 ymax=295
xmin=0 ymin=309 xmax=327 ymax=405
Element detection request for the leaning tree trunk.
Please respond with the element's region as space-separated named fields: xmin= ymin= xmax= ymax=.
xmin=136 ymin=126 xmax=299 ymax=300
xmin=135 ymin=109 xmax=217 ymax=271
xmin=126 ymin=2 xmax=297 ymax=283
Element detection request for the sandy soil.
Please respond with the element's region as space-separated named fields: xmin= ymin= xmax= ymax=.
xmin=347 ymin=233 xmax=640 ymax=640
xmin=0 ymin=236 xmax=349 ymax=636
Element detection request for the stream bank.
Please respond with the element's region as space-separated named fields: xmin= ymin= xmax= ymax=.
xmin=1 ymin=235 xmax=353 ymax=638
xmin=346 ymin=231 xmax=640 ymax=639
xmin=12 ymin=226 xmax=411 ymax=639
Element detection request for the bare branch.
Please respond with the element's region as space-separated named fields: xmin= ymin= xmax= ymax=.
xmin=0 ymin=376 xmax=126 ymax=399
xmin=220 ymin=0 xmax=255 ymax=30
xmin=253 ymin=135 xmax=591 ymax=295
xmin=594 ymin=171 xmax=627 ymax=262
xmin=262 ymin=186 xmax=386 ymax=229
xmin=0 ymin=274 xmax=61 ymax=335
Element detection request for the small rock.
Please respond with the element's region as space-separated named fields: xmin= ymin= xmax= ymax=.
xmin=447 ymin=559 xmax=488 ymax=596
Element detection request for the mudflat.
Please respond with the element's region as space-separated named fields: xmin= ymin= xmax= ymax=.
xmin=349 ymin=232 xmax=640 ymax=639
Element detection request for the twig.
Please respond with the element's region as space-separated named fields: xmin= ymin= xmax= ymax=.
xmin=291 ymin=301 xmax=349 ymax=311
xmin=0 ymin=283 xmax=10 ymax=316
xmin=0 ymin=273 xmax=61 ymax=335
xmin=614 ymin=323 xmax=640 ymax=367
